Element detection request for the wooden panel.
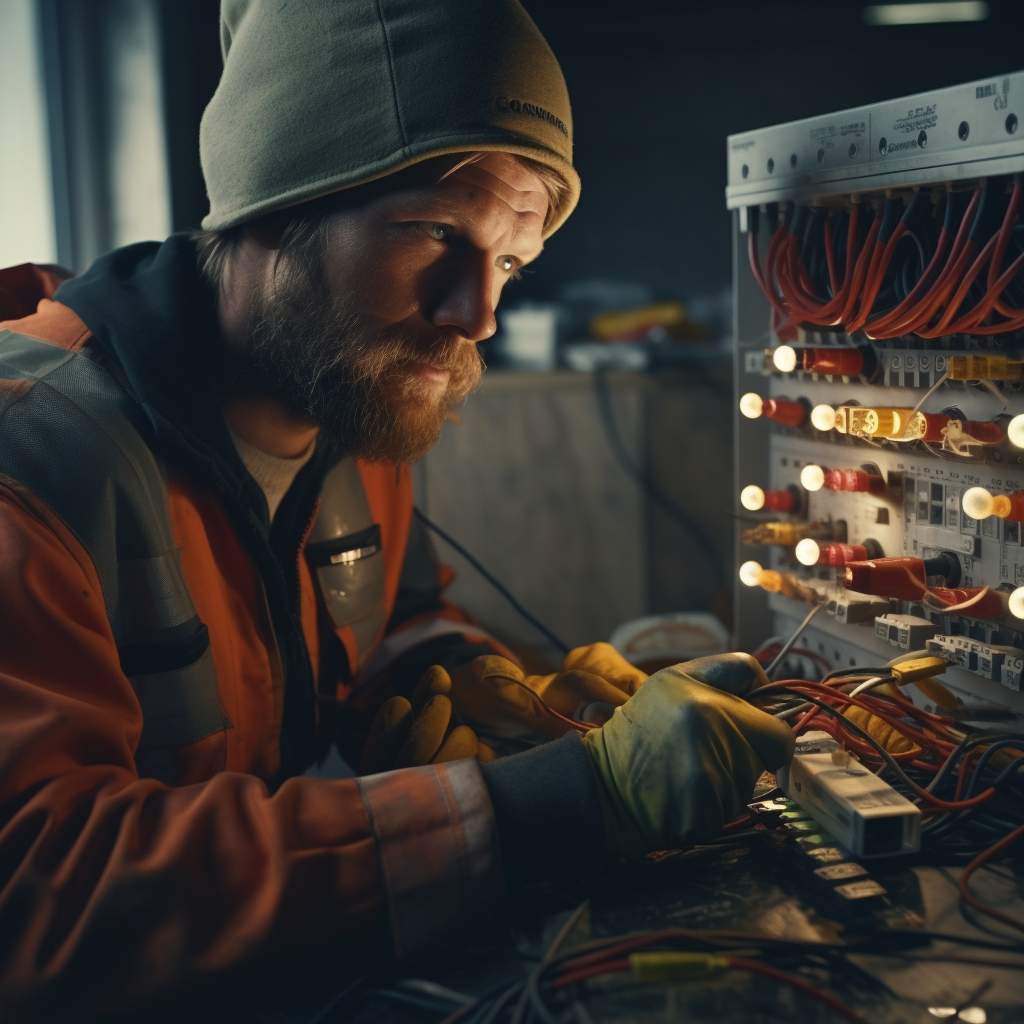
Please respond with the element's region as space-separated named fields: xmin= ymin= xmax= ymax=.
xmin=645 ymin=366 xmax=734 ymax=624
xmin=417 ymin=372 xmax=647 ymax=657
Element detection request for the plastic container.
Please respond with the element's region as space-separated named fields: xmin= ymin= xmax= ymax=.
xmin=609 ymin=612 xmax=729 ymax=673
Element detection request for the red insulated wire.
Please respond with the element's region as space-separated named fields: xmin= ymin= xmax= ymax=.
xmin=865 ymin=225 xmax=950 ymax=337
xmin=837 ymin=213 xmax=881 ymax=326
xmin=726 ymin=957 xmax=869 ymax=1024
xmin=846 ymin=221 xmax=907 ymax=333
xmin=959 ymin=822 xmax=1024 ymax=934
xmin=918 ymin=232 xmax=998 ymax=337
xmin=824 ymin=212 xmax=841 ymax=296
xmin=947 ymin=245 xmax=1024 ymax=332
xmin=881 ymin=187 xmax=981 ymax=336
xmin=988 ymin=178 xmax=1024 ymax=318
xmin=552 ymin=952 xmax=870 ymax=1023
xmin=552 ymin=958 xmax=631 ymax=988
xmin=988 ymin=179 xmax=1023 ymax=289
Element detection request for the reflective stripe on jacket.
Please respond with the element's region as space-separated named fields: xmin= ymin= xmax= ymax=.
xmin=0 ymin=263 xmax=505 ymax=1022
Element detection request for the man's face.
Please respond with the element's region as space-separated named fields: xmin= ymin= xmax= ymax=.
xmin=244 ymin=153 xmax=548 ymax=462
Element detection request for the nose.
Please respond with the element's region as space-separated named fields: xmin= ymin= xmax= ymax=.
xmin=429 ymin=259 xmax=498 ymax=343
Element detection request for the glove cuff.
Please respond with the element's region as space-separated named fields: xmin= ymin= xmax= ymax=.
xmin=479 ymin=733 xmax=608 ymax=884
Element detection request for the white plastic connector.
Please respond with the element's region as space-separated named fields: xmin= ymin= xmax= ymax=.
xmin=776 ymin=731 xmax=921 ymax=858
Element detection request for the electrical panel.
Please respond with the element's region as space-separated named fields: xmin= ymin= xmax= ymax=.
xmin=728 ymin=71 xmax=1024 ymax=721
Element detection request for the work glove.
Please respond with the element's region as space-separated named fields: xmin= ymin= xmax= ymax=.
xmin=580 ymin=653 xmax=795 ymax=858
xmin=448 ymin=642 xmax=648 ymax=743
xmin=358 ymin=665 xmax=496 ymax=774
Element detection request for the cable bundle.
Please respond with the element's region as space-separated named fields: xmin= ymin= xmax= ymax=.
xmin=748 ymin=664 xmax=1024 ymax=935
xmin=749 ymin=177 xmax=1024 ymax=339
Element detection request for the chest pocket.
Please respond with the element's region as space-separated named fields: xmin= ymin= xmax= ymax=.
xmin=305 ymin=458 xmax=389 ymax=667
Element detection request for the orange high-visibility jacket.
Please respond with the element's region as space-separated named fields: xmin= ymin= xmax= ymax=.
xmin=0 ymin=242 xmax=518 ymax=1021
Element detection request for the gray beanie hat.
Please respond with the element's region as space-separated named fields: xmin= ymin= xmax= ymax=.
xmin=200 ymin=0 xmax=580 ymax=237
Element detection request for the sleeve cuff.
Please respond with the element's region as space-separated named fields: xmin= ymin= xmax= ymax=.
xmin=358 ymin=759 xmax=505 ymax=961
xmin=479 ymin=732 xmax=608 ymax=884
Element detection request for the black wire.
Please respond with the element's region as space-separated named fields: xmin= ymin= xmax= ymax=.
xmin=592 ymin=366 xmax=725 ymax=581
xmin=414 ymin=507 xmax=570 ymax=655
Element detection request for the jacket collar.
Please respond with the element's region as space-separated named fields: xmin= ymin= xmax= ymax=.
xmin=55 ymin=233 xmax=327 ymax=507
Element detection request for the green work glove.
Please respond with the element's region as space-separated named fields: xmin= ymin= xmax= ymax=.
xmin=581 ymin=653 xmax=794 ymax=858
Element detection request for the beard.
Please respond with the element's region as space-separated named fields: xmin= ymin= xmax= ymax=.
xmin=242 ymin=257 xmax=483 ymax=463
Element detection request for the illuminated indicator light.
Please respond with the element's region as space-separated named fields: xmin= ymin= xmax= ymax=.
xmin=961 ymin=486 xmax=1024 ymax=521
xmin=810 ymin=404 xmax=837 ymax=431
xmin=804 ymin=348 xmax=865 ymax=376
xmin=862 ymin=408 xmax=913 ymax=437
xmin=1009 ymin=587 xmax=1024 ymax=619
xmin=739 ymin=392 xmax=763 ymax=419
xmin=800 ymin=464 xmax=825 ymax=491
xmin=946 ymin=354 xmax=1023 ymax=381
xmin=739 ymin=560 xmax=764 ymax=587
xmin=740 ymin=485 xmax=766 ymax=511
xmin=795 ymin=538 xmax=821 ymax=566
xmin=823 ymin=468 xmax=885 ymax=493
xmin=1008 ymin=414 xmax=1024 ymax=449
xmin=772 ymin=345 xmax=798 ymax=373
xmin=762 ymin=398 xmax=807 ymax=426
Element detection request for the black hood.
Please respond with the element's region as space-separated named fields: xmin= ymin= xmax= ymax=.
xmin=55 ymin=233 xmax=259 ymax=503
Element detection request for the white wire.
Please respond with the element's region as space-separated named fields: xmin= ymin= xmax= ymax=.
xmin=909 ymin=371 xmax=949 ymax=418
xmin=848 ymin=675 xmax=888 ymax=698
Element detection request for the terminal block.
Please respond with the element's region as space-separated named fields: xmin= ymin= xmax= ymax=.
xmin=927 ymin=635 xmax=1024 ymax=688
xmin=875 ymin=613 xmax=939 ymax=650
xmin=777 ymin=732 xmax=920 ymax=858
xmin=827 ymin=591 xmax=890 ymax=625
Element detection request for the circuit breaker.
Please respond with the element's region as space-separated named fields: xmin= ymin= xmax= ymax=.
xmin=728 ymin=71 xmax=1024 ymax=720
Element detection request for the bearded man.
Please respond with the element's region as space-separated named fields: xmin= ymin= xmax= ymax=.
xmin=0 ymin=1 xmax=794 ymax=1020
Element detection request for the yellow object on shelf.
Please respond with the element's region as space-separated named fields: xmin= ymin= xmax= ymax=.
xmin=590 ymin=300 xmax=704 ymax=341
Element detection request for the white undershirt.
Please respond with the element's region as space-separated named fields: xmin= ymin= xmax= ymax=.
xmin=229 ymin=428 xmax=316 ymax=522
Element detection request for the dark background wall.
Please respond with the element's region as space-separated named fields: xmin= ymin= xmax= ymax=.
xmin=156 ymin=0 xmax=1024 ymax=320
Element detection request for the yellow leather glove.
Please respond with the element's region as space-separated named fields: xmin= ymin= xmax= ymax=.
xmin=449 ymin=643 xmax=648 ymax=742
xmin=581 ymin=653 xmax=795 ymax=858
xmin=358 ymin=666 xmax=496 ymax=774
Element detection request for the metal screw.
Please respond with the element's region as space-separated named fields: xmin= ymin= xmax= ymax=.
xmin=1007 ymin=113 xmax=1019 ymax=135
xmin=918 ymin=130 xmax=928 ymax=148
xmin=958 ymin=120 xmax=970 ymax=141
xmin=848 ymin=143 xmax=858 ymax=159
xmin=878 ymin=136 xmax=888 ymax=155
xmin=767 ymin=158 xmax=775 ymax=173
xmin=742 ymin=164 xmax=749 ymax=179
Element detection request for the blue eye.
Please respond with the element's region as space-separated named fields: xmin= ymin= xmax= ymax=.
xmin=427 ymin=223 xmax=449 ymax=240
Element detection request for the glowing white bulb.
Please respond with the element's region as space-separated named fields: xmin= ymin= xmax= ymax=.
xmin=810 ymin=404 xmax=837 ymax=431
xmin=957 ymin=1008 xmax=987 ymax=1024
xmin=772 ymin=345 xmax=798 ymax=373
xmin=739 ymin=392 xmax=764 ymax=419
xmin=962 ymin=486 xmax=995 ymax=521
xmin=1008 ymin=414 xmax=1024 ymax=448
xmin=800 ymin=464 xmax=825 ymax=492
xmin=1009 ymin=587 xmax=1024 ymax=620
xmin=739 ymin=560 xmax=764 ymax=587
xmin=740 ymin=485 xmax=766 ymax=511
xmin=795 ymin=538 xmax=821 ymax=566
